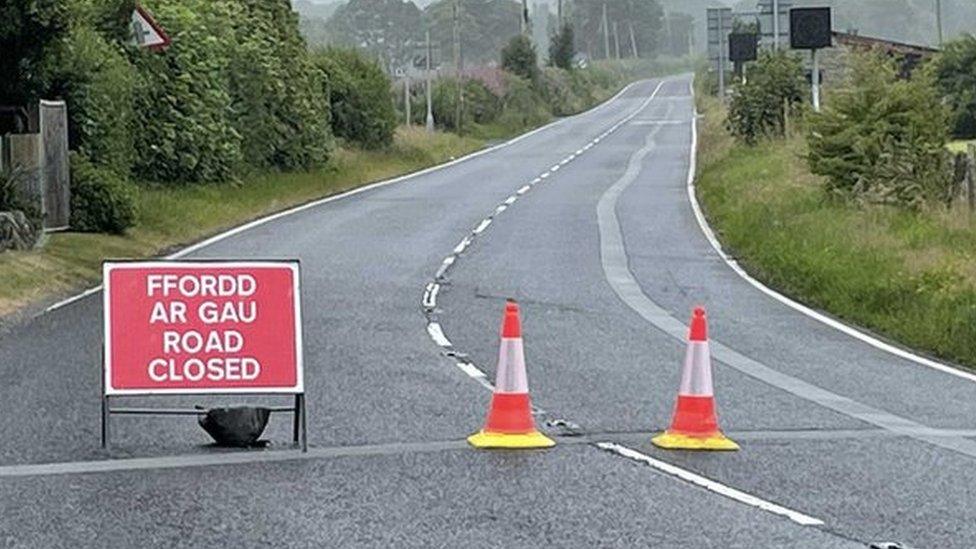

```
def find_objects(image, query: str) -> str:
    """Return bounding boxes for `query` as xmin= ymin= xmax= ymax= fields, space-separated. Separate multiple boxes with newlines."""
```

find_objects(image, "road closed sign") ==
xmin=103 ymin=261 xmax=303 ymax=395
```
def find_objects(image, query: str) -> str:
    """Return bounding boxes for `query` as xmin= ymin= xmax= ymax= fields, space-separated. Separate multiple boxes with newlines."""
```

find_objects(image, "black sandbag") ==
xmin=198 ymin=406 xmax=271 ymax=447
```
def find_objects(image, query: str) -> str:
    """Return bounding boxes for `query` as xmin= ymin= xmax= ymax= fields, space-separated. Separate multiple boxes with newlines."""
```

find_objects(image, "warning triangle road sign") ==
xmin=131 ymin=4 xmax=171 ymax=51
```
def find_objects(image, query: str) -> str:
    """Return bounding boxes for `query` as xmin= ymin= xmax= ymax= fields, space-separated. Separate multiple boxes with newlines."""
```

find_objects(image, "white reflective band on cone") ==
xmin=679 ymin=341 xmax=714 ymax=396
xmin=495 ymin=338 xmax=529 ymax=393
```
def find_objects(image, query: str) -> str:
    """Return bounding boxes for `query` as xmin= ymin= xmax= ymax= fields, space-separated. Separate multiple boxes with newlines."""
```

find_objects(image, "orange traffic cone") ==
xmin=468 ymin=300 xmax=555 ymax=449
xmin=652 ymin=307 xmax=739 ymax=451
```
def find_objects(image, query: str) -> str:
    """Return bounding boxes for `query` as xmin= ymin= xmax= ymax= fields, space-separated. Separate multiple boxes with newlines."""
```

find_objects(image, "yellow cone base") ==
xmin=467 ymin=430 xmax=556 ymax=449
xmin=652 ymin=431 xmax=740 ymax=451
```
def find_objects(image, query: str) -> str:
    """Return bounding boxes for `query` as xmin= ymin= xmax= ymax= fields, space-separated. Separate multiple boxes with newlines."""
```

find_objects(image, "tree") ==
xmin=425 ymin=0 xmax=523 ymax=65
xmin=549 ymin=22 xmax=575 ymax=70
xmin=807 ymin=51 xmax=951 ymax=208
xmin=0 ymin=0 xmax=70 ymax=105
xmin=326 ymin=0 xmax=424 ymax=70
xmin=313 ymin=48 xmax=397 ymax=149
xmin=726 ymin=50 xmax=806 ymax=144
xmin=502 ymin=34 xmax=538 ymax=82
xmin=933 ymin=34 xmax=976 ymax=138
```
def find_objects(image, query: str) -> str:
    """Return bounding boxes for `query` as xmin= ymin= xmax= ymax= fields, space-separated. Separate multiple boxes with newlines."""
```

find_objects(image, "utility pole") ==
xmin=811 ymin=49 xmax=821 ymax=112
xmin=629 ymin=23 xmax=638 ymax=58
xmin=613 ymin=21 xmax=621 ymax=59
xmin=936 ymin=0 xmax=944 ymax=47
xmin=425 ymin=30 xmax=434 ymax=133
xmin=772 ymin=0 xmax=780 ymax=50
xmin=664 ymin=9 xmax=672 ymax=55
xmin=453 ymin=0 xmax=463 ymax=134
xmin=602 ymin=2 xmax=610 ymax=60
xmin=557 ymin=0 xmax=562 ymax=25
xmin=404 ymin=74 xmax=411 ymax=126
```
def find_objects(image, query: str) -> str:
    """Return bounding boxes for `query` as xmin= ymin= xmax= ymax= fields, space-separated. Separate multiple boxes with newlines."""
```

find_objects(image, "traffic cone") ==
xmin=652 ymin=307 xmax=739 ymax=451
xmin=468 ymin=300 xmax=555 ymax=449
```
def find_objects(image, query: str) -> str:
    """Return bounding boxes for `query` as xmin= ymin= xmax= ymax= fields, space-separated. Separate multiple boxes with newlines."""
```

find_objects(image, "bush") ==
xmin=132 ymin=0 xmax=243 ymax=183
xmin=42 ymin=25 xmax=137 ymax=176
xmin=726 ymin=51 xmax=806 ymax=144
xmin=496 ymin=75 xmax=550 ymax=132
xmin=807 ymin=51 xmax=951 ymax=208
xmin=541 ymin=67 xmax=587 ymax=116
xmin=501 ymin=35 xmax=539 ymax=84
xmin=933 ymin=34 xmax=976 ymax=138
xmin=69 ymin=152 xmax=137 ymax=234
xmin=313 ymin=47 xmax=397 ymax=149
xmin=548 ymin=23 xmax=575 ymax=70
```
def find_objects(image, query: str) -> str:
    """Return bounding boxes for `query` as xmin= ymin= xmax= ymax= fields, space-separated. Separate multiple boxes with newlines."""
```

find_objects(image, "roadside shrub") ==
xmin=229 ymin=0 xmax=331 ymax=170
xmin=807 ymin=51 xmax=951 ymax=208
xmin=313 ymin=47 xmax=396 ymax=149
xmin=496 ymin=75 xmax=550 ymax=132
xmin=548 ymin=23 xmax=575 ymax=70
xmin=132 ymin=0 xmax=243 ymax=183
xmin=933 ymin=34 xmax=976 ymax=138
xmin=69 ymin=152 xmax=137 ymax=234
xmin=501 ymin=35 xmax=539 ymax=84
xmin=42 ymin=25 xmax=137 ymax=176
xmin=541 ymin=67 xmax=586 ymax=116
xmin=726 ymin=50 xmax=806 ymax=144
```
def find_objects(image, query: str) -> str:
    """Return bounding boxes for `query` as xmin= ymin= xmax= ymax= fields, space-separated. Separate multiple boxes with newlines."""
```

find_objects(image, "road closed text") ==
xmin=104 ymin=262 xmax=303 ymax=394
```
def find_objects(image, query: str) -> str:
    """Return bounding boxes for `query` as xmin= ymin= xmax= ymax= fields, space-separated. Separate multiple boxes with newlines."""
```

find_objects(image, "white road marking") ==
xmin=595 ymin=442 xmax=825 ymax=527
xmin=456 ymin=361 xmax=488 ymax=379
xmin=504 ymin=196 xmax=517 ymax=205
xmin=453 ymin=238 xmax=471 ymax=254
xmin=494 ymin=205 xmax=508 ymax=214
xmin=422 ymin=283 xmax=439 ymax=309
xmin=426 ymin=322 xmax=452 ymax=347
xmin=473 ymin=219 xmax=492 ymax=234
xmin=539 ymin=172 xmax=550 ymax=179
xmin=682 ymin=81 xmax=976 ymax=386
xmin=517 ymin=185 xmax=531 ymax=195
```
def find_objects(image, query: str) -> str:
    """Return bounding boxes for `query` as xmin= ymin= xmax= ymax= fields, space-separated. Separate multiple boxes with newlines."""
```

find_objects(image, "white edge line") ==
xmin=455 ymin=361 xmax=487 ymax=379
xmin=683 ymin=79 xmax=976 ymax=385
xmin=44 ymin=80 xmax=646 ymax=315
xmin=596 ymin=442 xmax=825 ymax=527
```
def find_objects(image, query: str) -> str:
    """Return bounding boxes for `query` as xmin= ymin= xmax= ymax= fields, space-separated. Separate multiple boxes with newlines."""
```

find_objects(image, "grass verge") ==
xmin=0 ymin=127 xmax=482 ymax=316
xmin=695 ymin=94 xmax=976 ymax=368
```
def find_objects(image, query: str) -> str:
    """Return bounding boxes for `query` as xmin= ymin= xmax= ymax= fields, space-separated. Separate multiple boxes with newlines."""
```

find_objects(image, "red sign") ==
xmin=103 ymin=261 xmax=303 ymax=395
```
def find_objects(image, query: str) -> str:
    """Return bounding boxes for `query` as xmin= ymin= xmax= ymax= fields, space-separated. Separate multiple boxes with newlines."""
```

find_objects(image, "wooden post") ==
xmin=966 ymin=143 xmax=976 ymax=214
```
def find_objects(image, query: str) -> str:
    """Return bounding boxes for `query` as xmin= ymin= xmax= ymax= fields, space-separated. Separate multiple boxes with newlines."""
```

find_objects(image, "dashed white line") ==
xmin=453 ymin=238 xmax=471 ymax=254
xmin=426 ymin=322 xmax=452 ymax=347
xmin=473 ymin=219 xmax=492 ymax=234
xmin=422 ymin=283 xmax=439 ymax=309
xmin=494 ymin=205 xmax=508 ymax=214
xmin=539 ymin=172 xmax=550 ymax=179
xmin=504 ymin=196 xmax=518 ymax=205
xmin=455 ymin=361 xmax=488 ymax=379
xmin=517 ymin=185 xmax=531 ymax=195
xmin=596 ymin=443 xmax=825 ymax=527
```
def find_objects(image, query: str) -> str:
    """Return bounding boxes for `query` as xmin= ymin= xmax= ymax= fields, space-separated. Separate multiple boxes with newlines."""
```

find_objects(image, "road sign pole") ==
xmin=718 ymin=15 xmax=726 ymax=100
xmin=773 ymin=0 xmax=780 ymax=50
xmin=811 ymin=49 xmax=821 ymax=112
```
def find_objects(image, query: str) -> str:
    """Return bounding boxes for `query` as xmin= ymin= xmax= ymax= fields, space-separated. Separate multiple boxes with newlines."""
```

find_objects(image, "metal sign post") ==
xmin=811 ymin=49 xmax=821 ymax=112
xmin=707 ymin=8 xmax=733 ymax=100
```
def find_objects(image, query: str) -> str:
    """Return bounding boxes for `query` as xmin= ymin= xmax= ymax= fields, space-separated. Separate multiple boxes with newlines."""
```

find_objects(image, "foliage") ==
xmin=0 ymin=166 xmax=38 ymax=223
xmin=933 ymin=35 xmax=976 ymax=138
xmin=69 ymin=152 xmax=137 ymax=234
xmin=0 ymin=0 xmax=70 ymax=104
xmin=325 ymin=0 xmax=424 ymax=69
xmin=807 ymin=51 xmax=951 ymax=208
xmin=313 ymin=47 xmax=397 ymax=148
xmin=228 ymin=0 xmax=331 ymax=171
xmin=495 ymin=75 xmax=550 ymax=132
xmin=501 ymin=35 xmax=539 ymax=83
xmin=726 ymin=50 xmax=806 ymax=145
xmin=425 ymin=0 xmax=523 ymax=65
xmin=42 ymin=24 xmax=137 ymax=176
xmin=549 ymin=22 xmax=576 ymax=70
xmin=131 ymin=0 xmax=330 ymax=183
xmin=131 ymin=0 xmax=242 ymax=183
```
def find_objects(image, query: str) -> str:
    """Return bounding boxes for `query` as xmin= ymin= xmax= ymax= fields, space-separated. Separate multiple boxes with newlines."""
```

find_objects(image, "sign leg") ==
xmin=300 ymin=394 xmax=308 ymax=453
xmin=101 ymin=395 xmax=110 ymax=450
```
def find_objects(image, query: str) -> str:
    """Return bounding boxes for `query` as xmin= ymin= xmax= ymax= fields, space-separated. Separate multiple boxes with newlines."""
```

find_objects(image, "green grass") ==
xmin=0 ymin=127 xmax=483 ymax=315
xmin=695 ymin=95 xmax=976 ymax=368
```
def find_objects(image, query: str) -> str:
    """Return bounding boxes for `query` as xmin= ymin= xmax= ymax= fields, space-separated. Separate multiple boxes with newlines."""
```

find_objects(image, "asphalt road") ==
xmin=1 ymin=75 xmax=974 ymax=547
